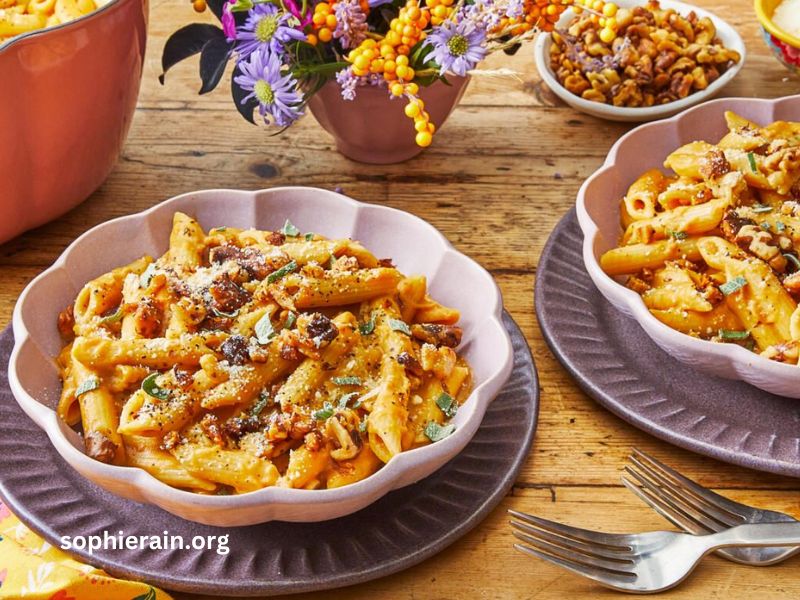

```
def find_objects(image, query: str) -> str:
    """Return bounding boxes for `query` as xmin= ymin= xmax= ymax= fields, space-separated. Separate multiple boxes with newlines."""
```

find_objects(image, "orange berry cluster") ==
xmin=312 ymin=2 xmax=337 ymax=44
xmin=571 ymin=0 xmax=620 ymax=42
xmin=496 ymin=0 xmax=570 ymax=36
xmin=426 ymin=0 xmax=455 ymax=26
xmin=342 ymin=0 xmax=436 ymax=146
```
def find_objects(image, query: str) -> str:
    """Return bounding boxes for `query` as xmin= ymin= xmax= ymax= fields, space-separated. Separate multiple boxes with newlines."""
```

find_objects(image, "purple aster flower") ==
xmin=222 ymin=0 xmax=236 ymax=41
xmin=236 ymin=3 xmax=306 ymax=60
xmin=333 ymin=0 xmax=367 ymax=49
xmin=425 ymin=20 xmax=487 ymax=77
xmin=234 ymin=48 xmax=303 ymax=126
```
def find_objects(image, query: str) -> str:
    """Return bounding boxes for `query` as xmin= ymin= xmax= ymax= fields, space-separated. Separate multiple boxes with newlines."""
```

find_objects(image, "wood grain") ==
xmin=3 ymin=0 xmax=800 ymax=597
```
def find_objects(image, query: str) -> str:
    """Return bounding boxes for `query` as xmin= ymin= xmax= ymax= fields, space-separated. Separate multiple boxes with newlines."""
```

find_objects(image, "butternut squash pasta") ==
xmin=601 ymin=111 xmax=800 ymax=364
xmin=56 ymin=213 xmax=472 ymax=493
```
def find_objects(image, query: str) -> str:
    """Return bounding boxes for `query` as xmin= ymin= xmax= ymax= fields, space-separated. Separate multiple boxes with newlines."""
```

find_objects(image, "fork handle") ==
xmin=704 ymin=522 xmax=800 ymax=551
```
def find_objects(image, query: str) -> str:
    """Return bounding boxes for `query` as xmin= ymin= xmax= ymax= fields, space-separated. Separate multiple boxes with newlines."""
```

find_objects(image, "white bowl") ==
xmin=8 ymin=187 xmax=513 ymax=525
xmin=533 ymin=0 xmax=746 ymax=123
xmin=577 ymin=94 xmax=800 ymax=398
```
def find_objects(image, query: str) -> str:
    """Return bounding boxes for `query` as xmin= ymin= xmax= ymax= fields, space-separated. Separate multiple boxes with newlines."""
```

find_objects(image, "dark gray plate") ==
xmin=0 ymin=311 xmax=538 ymax=597
xmin=536 ymin=208 xmax=800 ymax=477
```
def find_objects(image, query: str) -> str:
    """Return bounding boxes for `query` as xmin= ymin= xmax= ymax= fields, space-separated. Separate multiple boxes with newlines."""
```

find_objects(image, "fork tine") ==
xmin=621 ymin=473 xmax=713 ymax=536
xmin=510 ymin=520 xmax=634 ymax=565
xmin=632 ymin=448 xmax=749 ymax=521
xmin=629 ymin=452 xmax=743 ymax=528
xmin=623 ymin=465 xmax=727 ymax=532
xmin=513 ymin=542 xmax=636 ymax=591
xmin=507 ymin=510 xmax=633 ymax=551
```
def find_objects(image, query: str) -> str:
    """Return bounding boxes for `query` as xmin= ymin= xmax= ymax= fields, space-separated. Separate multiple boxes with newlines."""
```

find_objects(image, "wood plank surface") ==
xmin=3 ymin=0 xmax=800 ymax=597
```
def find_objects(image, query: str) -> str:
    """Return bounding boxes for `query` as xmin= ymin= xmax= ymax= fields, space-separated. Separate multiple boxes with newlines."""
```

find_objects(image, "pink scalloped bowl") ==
xmin=577 ymin=95 xmax=800 ymax=398
xmin=8 ymin=187 xmax=513 ymax=525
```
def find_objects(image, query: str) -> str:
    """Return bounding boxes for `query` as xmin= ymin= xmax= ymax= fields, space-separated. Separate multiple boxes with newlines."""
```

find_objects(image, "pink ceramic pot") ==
xmin=0 ymin=0 xmax=148 ymax=244
xmin=307 ymin=76 xmax=470 ymax=164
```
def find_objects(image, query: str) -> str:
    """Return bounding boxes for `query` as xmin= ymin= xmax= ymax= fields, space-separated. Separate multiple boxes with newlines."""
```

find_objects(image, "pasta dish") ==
xmin=601 ymin=112 xmax=800 ymax=363
xmin=56 ymin=213 xmax=472 ymax=493
xmin=1 ymin=0 xmax=107 ymax=42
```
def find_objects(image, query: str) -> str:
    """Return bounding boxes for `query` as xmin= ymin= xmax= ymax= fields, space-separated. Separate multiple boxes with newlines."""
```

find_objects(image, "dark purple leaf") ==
xmin=159 ymin=24 xmax=225 ymax=84
xmin=199 ymin=37 xmax=232 ymax=94
xmin=206 ymin=0 xmax=226 ymax=20
xmin=231 ymin=64 xmax=259 ymax=124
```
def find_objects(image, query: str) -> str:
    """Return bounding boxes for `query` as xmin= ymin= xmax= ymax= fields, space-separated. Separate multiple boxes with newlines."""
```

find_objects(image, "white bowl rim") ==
xmin=576 ymin=94 xmax=800 ymax=384
xmin=532 ymin=0 xmax=747 ymax=120
xmin=8 ymin=186 xmax=514 ymax=513
xmin=0 ymin=0 xmax=128 ymax=54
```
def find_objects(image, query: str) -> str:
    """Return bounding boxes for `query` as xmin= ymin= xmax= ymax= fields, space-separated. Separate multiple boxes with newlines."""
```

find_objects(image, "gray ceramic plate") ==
xmin=0 ymin=311 xmax=538 ymax=597
xmin=536 ymin=208 xmax=800 ymax=477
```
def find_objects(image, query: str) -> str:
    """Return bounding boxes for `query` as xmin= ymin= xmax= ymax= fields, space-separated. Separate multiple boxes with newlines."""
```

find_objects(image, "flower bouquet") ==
xmin=162 ymin=0 xmax=582 ymax=162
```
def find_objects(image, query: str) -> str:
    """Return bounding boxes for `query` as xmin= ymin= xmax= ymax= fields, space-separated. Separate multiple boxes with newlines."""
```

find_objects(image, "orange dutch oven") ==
xmin=0 ymin=0 xmax=148 ymax=243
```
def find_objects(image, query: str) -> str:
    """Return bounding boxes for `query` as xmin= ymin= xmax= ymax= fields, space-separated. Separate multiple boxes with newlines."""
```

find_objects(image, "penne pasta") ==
xmin=602 ymin=113 xmax=800 ymax=363
xmin=56 ymin=213 xmax=471 ymax=494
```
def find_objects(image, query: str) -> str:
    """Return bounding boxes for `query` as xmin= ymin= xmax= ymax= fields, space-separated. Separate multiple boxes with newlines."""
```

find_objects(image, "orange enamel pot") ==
xmin=0 ymin=0 xmax=148 ymax=243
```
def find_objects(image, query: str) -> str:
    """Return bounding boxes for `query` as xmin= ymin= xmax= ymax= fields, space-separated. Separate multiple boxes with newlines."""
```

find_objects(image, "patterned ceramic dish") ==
xmin=532 ymin=0 xmax=745 ymax=123
xmin=8 ymin=187 xmax=513 ymax=526
xmin=577 ymin=95 xmax=800 ymax=398
xmin=755 ymin=0 xmax=800 ymax=76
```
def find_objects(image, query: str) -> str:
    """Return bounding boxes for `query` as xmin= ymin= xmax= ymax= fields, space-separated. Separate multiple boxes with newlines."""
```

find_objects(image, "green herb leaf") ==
xmin=388 ymin=318 xmax=411 ymax=335
xmin=131 ymin=587 xmax=159 ymax=600
xmin=99 ymin=307 xmax=124 ymax=325
xmin=305 ymin=232 xmax=314 ymax=241
xmin=254 ymin=313 xmax=277 ymax=345
xmin=761 ymin=222 xmax=771 ymax=231
xmin=139 ymin=263 xmax=157 ymax=289
xmin=312 ymin=401 xmax=334 ymax=421
xmin=719 ymin=276 xmax=747 ymax=296
xmin=666 ymin=230 xmax=688 ymax=240
xmin=435 ymin=392 xmax=458 ymax=418
xmin=358 ymin=418 xmax=368 ymax=433
xmin=719 ymin=329 xmax=750 ymax=341
xmin=332 ymin=376 xmax=362 ymax=386
xmin=212 ymin=307 xmax=239 ymax=319
xmin=747 ymin=152 xmax=758 ymax=173
xmin=266 ymin=260 xmax=297 ymax=284
xmin=229 ymin=0 xmax=253 ymax=12
xmin=752 ymin=204 xmax=772 ymax=213
xmin=337 ymin=391 xmax=360 ymax=410
xmin=776 ymin=221 xmax=787 ymax=233
xmin=281 ymin=219 xmax=300 ymax=237
xmin=141 ymin=372 xmax=171 ymax=400
xmin=785 ymin=253 xmax=800 ymax=270
xmin=424 ymin=421 xmax=456 ymax=442
xmin=75 ymin=377 xmax=99 ymax=398
xmin=211 ymin=226 xmax=227 ymax=233
xmin=359 ymin=317 xmax=376 ymax=336
xmin=251 ymin=390 xmax=271 ymax=416
xmin=285 ymin=311 xmax=297 ymax=329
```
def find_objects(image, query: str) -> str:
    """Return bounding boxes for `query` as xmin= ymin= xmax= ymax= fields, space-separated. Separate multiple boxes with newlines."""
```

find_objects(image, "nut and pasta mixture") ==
xmin=549 ymin=0 xmax=741 ymax=107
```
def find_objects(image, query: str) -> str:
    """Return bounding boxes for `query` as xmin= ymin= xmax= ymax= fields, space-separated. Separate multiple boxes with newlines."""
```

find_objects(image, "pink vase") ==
xmin=307 ymin=75 xmax=470 ymax=164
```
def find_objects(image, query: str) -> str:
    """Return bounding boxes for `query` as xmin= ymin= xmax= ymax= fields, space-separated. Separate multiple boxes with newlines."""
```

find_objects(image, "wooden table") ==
xmin=3 ymin=0 xmax=800 ymax=597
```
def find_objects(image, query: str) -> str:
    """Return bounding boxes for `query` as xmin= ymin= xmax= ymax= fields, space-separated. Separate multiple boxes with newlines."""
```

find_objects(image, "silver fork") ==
xmin=622 ymin=447 xmax=800 ymax=566
xmin=509 ymin=510 xmax=800 ymax=593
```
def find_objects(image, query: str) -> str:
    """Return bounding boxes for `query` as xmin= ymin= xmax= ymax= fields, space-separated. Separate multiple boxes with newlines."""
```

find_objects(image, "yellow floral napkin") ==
xmin=0 ymin=501 xmax=172 ymax=600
